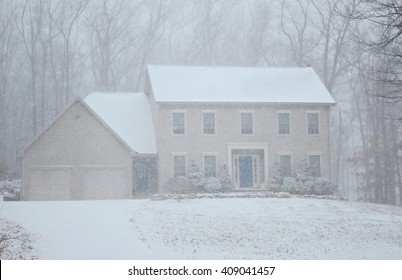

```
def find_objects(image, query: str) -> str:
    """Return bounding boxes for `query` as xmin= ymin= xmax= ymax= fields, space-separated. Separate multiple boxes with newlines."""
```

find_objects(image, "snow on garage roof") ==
xmin=84 ymin=92 xmax=157 ymax=154
xmin=147 ymin=65 xmax=336 ymax=104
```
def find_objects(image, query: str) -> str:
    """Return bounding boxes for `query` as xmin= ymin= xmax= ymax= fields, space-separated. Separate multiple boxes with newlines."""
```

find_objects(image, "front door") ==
xmin=239 ymin=156 xmax=253 ymax=188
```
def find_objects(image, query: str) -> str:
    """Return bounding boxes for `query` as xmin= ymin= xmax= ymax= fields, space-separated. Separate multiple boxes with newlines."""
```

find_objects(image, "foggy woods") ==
xmin=0 ymin=0 xmax=401 ymax=205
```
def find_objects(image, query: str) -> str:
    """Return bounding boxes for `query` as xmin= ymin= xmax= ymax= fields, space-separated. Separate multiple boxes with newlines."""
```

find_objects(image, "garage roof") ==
xmin=147 ymin=65 xmax=336 ymax=104
xmin=17 ymin=92 xmax=157 ymax=158
xmin=84 ymin=92 xmax=157 ymax=154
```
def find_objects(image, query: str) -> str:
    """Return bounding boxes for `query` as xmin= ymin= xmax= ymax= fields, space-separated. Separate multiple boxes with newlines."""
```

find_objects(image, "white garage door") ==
xmin=28 ymin=167 xmax=73 ymax=201
xmin=82 ymin=166 xmax=128 ymax=200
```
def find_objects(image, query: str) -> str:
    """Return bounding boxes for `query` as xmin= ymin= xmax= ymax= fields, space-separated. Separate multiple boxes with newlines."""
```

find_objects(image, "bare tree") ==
xmin=129 ymin=0 xmax=172 ymax=91
xmin=243 ymin=1 xmax=275 ymax=66
xmin=186 ymin=0 xmax=235 ymax=65
xmin=48 ymin=0 xmax=88 ymax=105
xmin=352 ymin=0 xmax=402 ymax=100
xmin=0 ymin=0 xmax=19 ymax=174
xmin=279 ymin=0 xmax=318 ymax=66
xmin=85 ymin=0 xmax=134 ymax=91
xmin=312 ymin=0 xmax=357 ymax=92
xmin=86 ymin=0 xmax=171 ymax=92
xmin=342 ymin=0 xmax=402 ymax=205
xmin=15 ymin=0 xmax=47 ymax=137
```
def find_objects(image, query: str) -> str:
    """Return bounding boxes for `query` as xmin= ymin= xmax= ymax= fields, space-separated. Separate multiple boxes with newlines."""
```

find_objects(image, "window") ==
xmin=172 ymin=112 xmax=185 ymax=134
xmin=279 ymin=155 xmax=292 ymax=177
xmin=173 ymin=155 xmax=186 ymax=177
xmin=308 ymin=155 xmax=321 ymax=177
xmin=278 ymin=112 xmax=290 ymax=135
xmin=203 ymin=112 xmax=215 ymax=135
xmin=307 ymin=112 xmax=319 ymax=135
xmin=241 ymin=112 xmax=253 ymax=134
xmin=204 ymin=155 xmax=217 ymax=177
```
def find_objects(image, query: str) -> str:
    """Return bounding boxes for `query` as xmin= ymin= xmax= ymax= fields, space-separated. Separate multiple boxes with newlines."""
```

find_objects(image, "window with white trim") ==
xmin=308 ymin=155 xmax=321 ymax=177
xmin=307 ymin=112 xmax=320 ymax=135
xmin=173 ymin=155 xmax=186 ymax=177
xmin=241 ymin=112 xmax=253 ymax=134
xmin=279 ymin=155 xmax=292 ymax=177
xmin=204 ymin=155 xmax=217 ymax=177
xmin=172 ymin=112 xmax=185 ymax=134
xmin=203 ymin=112 xmax=215 ymax=135
xmin=278 ymin=112 xmax=290 ymax=135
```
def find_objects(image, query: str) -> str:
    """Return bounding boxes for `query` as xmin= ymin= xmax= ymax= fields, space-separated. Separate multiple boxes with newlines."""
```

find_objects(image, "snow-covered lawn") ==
xmin=1 ymin=197 xmax=402 ymax=260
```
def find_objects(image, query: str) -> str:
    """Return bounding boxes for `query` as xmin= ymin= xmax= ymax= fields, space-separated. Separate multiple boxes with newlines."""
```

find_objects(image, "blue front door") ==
xmin=239 ymin=156 xmax=253 ymax=188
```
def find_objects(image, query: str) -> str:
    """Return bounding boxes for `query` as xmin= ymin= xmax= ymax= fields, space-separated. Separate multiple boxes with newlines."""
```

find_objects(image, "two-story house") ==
xmin=146 ymin=65 xmax=336 ymax=190
xmin=18 ymin=65 xmax=335 ymax=200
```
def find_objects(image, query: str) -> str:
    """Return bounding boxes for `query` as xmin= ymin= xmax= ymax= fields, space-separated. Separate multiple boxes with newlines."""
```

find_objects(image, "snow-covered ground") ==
xmin=1 ymin=197 xmax=402 ymax=260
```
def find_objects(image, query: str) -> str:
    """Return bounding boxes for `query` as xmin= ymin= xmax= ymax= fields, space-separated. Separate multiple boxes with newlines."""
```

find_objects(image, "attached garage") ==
xmin=28 ymin=166 xmax=73 ymax=200
xmin=81 ymin=166 xmax=128 ymax=200
xmin=18 ymin=92 xmax=157 ymax=201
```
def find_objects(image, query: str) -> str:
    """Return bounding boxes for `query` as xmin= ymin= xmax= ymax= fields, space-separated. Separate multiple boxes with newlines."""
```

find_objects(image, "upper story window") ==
xmin=241 ymin=112 xmax=253 ymax=135
xmin=307 ymin=112 xmax=320 ymax=135
xmin=203 ymin=112 xmax=215 ymax=135
xmin=204 ymin=155 xmax=217 ymax=177
xmin=173 ymin=155 xmax=186 ymax=177
xmin=278 ymin=112 xmax=290 ymax=135
xmin=279 ymin=154 xmax=292 ymax=177
xmin=308 ymin=155 xmax=321 ymax=177
xmin=172 ymin=111 xmax=185 ymax=135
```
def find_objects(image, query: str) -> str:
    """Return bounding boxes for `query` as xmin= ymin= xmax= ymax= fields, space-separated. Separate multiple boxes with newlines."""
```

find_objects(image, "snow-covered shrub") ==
xmin=281 ymin=160 xmax=314 ymax=195
xmin=283 ymin=177 xmax=298 ymax=194
xmin=188 ymin=161 xmax=204 ymax=190
xmin=162 ymin=177 xmax=198 ymax=195
xmin=283 ymin=177 xmax=313 ymax=195
xmin=218 ymin=165 xmax=233 ymax=192
xmin=0 ymin=179 xmax=21 ymax=200
xmin=0 ymin=218 xmax=36 ymax=259
xmin=303 ymin=180 xmax=315 ymax=195
xmin=203 ymin=177 xmax=222 ymax=193
xmin=294 ymin=160 xmax=312 ymax=184
xmin=283 ymin=176 xmax=337 ymax=196
xmin=270 ymin=162 xmax=284 ymax=186
xmin=312 ymin=177 xmax=337 ymax=195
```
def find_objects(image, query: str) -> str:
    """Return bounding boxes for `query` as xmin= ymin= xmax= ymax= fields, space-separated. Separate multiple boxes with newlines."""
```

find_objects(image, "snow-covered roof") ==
xmin=84 ymin=92 xmax=157 ymax=154
xmin=147 ymin=65 xmax=336 ymax=104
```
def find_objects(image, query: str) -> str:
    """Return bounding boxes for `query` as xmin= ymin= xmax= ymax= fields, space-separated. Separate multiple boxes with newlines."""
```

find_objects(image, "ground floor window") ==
xmin=204 ymin=155 xmax=217 ymax=177
xmin=279 ymin=154 xmax=292 ymax=177
xmin=173 ymin=155 xmax=186 ymax=177
xmin=308 ymin=155 xmax=321 ymax=177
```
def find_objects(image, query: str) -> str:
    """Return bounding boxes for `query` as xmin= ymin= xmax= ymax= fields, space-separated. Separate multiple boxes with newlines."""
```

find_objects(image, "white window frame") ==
xmin=278 ymin=152 xmax=292 ymax=178
xmin=277 ymin=110 xmax=291 ymax=135
xmin=240 ymin=111 xmax=254 ymax=135
xmin=202 ymin=110 xmax=216 ymax=135
xmin=172 ymin=153 xmax=187 ymax=178
xmin=203 ymin=153 xmax=217 ymax=178
xmin=307 ymin=153 xmax=322 ymax=178
xmin=172 ymin=110 xmax=186 ymax=135
xmin=306 ymin=110 xmax=320 ymax=135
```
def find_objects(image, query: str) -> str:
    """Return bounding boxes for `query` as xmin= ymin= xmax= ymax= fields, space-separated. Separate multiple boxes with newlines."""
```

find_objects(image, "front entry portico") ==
xmin=227 ymin=143 xmax=269 ymax=190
